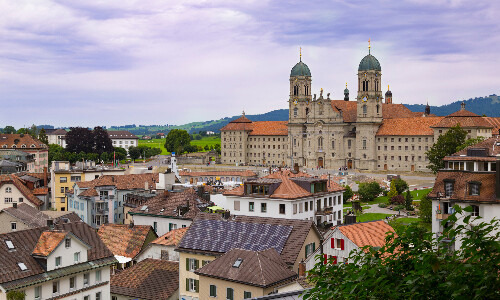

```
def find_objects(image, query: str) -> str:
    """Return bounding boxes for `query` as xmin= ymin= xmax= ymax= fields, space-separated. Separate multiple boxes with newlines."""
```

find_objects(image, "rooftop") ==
xmin=97 ymin=224 xmax=157 ymax=259
xmin=1 ymin=203 xmax=81 ymax=228
xmin=151 ymin=227 xmax=188 ymax=247
xmin=335 ymin=220 xmax=395 ymax=249
xmin=0 ymin=174 xmax=44 ymax=207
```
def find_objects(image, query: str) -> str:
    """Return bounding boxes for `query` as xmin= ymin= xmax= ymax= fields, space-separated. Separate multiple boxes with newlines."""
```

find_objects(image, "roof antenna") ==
xmin=368 ymin=38 xmax=371 ymax=54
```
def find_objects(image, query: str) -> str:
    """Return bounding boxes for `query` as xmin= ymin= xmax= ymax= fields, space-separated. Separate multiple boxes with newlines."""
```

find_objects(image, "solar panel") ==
xmin=179 ymin=219 xmax=293 ymax=254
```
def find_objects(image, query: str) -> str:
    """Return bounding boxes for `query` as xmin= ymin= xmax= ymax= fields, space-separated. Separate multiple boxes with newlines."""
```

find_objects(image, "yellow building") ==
xmin=176 ymin=213 xmax=321 ymax=300
xmin=50 ymin=161 xmax=125 ymax=211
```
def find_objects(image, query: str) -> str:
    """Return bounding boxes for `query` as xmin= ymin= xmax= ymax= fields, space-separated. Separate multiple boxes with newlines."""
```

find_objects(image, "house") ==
xmin=51 ymin=160 xmax=125 ymax=212
xmin=67 ymin=173 xmax=159 ymax=227
xmin=0 ymin=174 xmax=44 ymax=210
xmin=194 ymin=248 xmax=297 ymax=300
xmin=428 ymin=136 xmax=500 ymax=250
xmin=250 ymin=290 xmax=305 ymax=300
xmin=0 ymin=221 xmax=115 ymax=300
xmin=136 ymin=227 xmax=188 ymax=262
xmin=179 ymin=170 xmax=257 ymax=185
xmin=223 ymin=169 xmax=345 ymax=227
xmin=111 ymin=258 xmax=179 ymax=300
xmin=176 ymin=213 xmax=321 ymax=300
xmin=304 ymin=220 xmax=395 ymax=270
xmin=0 ymin=149 xmax=35 ymax=173
xmin=123 ymin=191 xmax=157 ymax=225
xmin=97 ymin=223 xmax=157 ymax=270
xmin=129 ymin=189 xmax=211 ymax=236
xmin=46 ymin=128 xmax=68 ymax=148
xmin=107 ymin=130 xmax=139 ymax=153
xmin=0 ymin=134 xmax=48 ymax=172
xmin=0 ymin=203 xmax=81 ymax=233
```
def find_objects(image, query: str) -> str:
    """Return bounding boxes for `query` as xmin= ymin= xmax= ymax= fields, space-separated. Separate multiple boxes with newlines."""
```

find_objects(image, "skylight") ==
xmin=5 ymin=240 xmax=14 ymax=249
xmin=140 ymin=205 xmax=148 ymax=211
xmin=232 ymin=258 xmax=243 ymax=268
xmin=18 ymin=262 xmax=27 ymax=271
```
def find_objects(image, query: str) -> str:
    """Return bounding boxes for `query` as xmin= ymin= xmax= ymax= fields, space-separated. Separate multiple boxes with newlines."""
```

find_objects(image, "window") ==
xmin=469 ymin=182 xmax=480 ymax=196
xmin=84 ymin=296 xmax=90 ymax=300
xmin=279 ymin=204 xmax=285 ymax=214
xmin=249 ymin=202 xmax=254 ymax=212
xmin=18 ymin=197 xmax=23 ymax=203
xmin=187 ymin=278 xmax=199 ymax=292
xmin=65 ymin=238 xmax=71 ymax=248
xmin=153 ymin=221 xmax=158 ymax=232
xmin=35 ymin=286 xmax=41 ymax=299
xmin=55 ymin=256 xmax=61 ymax=267
xmin=96 ymin=270 xmax=101 ymax=282
xmin=234 ymin=200 xmax=240 ymax=211
xmin=362 ymin=139 xmax=367 ymax=150
xmin=187 ymin=258 xmax=199 ymax=271
xmin=444 ymin=181 xmax=454 ymax=197
xmin=210 ymin=284 xmax=217 ymax=297
xmin=60 ymin=177 xmax=67 ymax=183
xmin=362 ymin=105 xmax=367 ymax=114
xmin=74 ymin=252 xmax=80 ymax=262
xmin=244 ymin=291 xmax=252 ymax=299
xmin=4 ymin=197 xmax=12 ymax=203
xmin=293 ymin=107 xmax=298 ymax=117
xmin=161 ymin=250 xmax=169 ymax=260
xmin=83 ymin=273 xmax=90 ymax=285
xmin=71 ymin=176 xmax=81 ymax=182
xmin=305 ymin=201 xmax=308 ymax=211
xmin=11 ymin=222 xmax=16 ymax=231
xmin=5 ymin=187 xmax=11 ymax=193
xmin=96 ymin=292 xmax=102 ymax=300
xmin=227 ymin=287 xmax=234 ymax=300
xmin=471 ymin=205 xmax=480 ymax=217
xmin=261 ymin=202 xmax=267 ymax=213
xmin=70 ymin=276 xmax=76 ymax=289
xmin=305 ymin=242 xmax=316 ymax=257
xmin=52 ymin=281 xmax=59 ymax=294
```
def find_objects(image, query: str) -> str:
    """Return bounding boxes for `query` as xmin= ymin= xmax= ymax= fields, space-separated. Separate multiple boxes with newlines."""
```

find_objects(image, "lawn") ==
xmin=357 ymin=213 xmax=393 ymax=222
xmin=190 ymin=136 xmax=221 ymax=149
xmin=137 ymin=136 xmax=221 ymax=155
xmin=389 ymin=217 xmax=432 ymax=232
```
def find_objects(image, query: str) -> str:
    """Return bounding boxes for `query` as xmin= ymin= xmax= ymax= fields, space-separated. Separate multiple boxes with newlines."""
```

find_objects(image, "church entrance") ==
xmin=318 ymin=157 xmax=324 ymax=168
xmin=384 ymin=164 xmax=388 ymax=170
xmin=411 ymin=165 xmax=415 ymax=171
xmin=347 ymin=160 xmax=353 ymax=169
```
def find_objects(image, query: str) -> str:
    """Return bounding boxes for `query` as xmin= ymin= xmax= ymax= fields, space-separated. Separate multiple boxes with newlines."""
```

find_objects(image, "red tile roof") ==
xmin=107 ymin=130 xmax=139 ymax=139
xmin=97 ymin=224 xmax=157 ymax=259
xmin=249 ymin=121 xmax=288 ymax=136
xmin=0 ymin=174 xmax=44 ymax=207
xmin=151 ymin=227 xmax=188 ymax=246
xmin=338 ymin=220 xmax=395 ymax=249
xmin=2 ymin=203 xmax=81 ymax=228
xmin=31 ymin=231 xmax=69 ymax=257
xmin=432 ymin=109 xmax=492 ymax=128
xmin=483 ymin=117 xmax=500 ymax=135
xmin=111 ymin=259 xmax=179 ymax=300
xmin=0 ymin=134 xmax=47 ymax=149
xmin=329 ymin=101 xmax=417 ymax=123
xmin=376 ymin=117 xmax=443 ymax=136
xmin=76 ymin=173 xmax=159 ymax=191
xmin=179 ymin=170 xmax=257 ymax=177
xmin=446 ymin=136 xmax=500 ymax=158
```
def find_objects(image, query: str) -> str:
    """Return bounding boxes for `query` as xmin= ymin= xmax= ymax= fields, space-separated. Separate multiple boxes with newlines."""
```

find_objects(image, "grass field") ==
xmin=357 ymin=213 xmax=393 ymax=222
xmin=137 ymin=136 xmax=221 ymax=155
xmin=389 ymin=217 xmax=431 ymax=232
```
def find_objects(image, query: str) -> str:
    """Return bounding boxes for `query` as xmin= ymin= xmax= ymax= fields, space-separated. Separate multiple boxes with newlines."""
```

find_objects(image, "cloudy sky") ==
xmin=0 ymin=0 xmax=499 ymax=128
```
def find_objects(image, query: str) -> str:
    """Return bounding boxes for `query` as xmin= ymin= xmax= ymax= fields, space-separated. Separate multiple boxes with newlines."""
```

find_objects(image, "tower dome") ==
xmin=358 ymin=54 xmax=381 ymax=71
xmin=290 ymin=61 xmax=311 ymax=77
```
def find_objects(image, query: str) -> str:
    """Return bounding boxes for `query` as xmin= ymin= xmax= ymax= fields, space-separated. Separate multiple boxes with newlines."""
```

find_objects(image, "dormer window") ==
xmin=65 ymin=238 xmax=71 ymax=248
xmin=469 ymin=182 xmax=480 ymax=196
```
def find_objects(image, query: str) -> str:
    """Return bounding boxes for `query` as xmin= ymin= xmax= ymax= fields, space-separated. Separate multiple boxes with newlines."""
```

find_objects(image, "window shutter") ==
xmin=332 ymin=256 xmax=337 ymax=264
xmin=195 ymin=259 xmax=199 ymax=269
xmin=340 ymin=239 xmax=345 ymax=250
xmin=195 ymin=279 xmax=199 ymax=293
xmin=186 ymin=278 xmax=189 ymax=291
xmin=186 ymin=258 xmax=190 ymax=271
xmin=312 ymin=242 xmax=316 ymax=252
xmin=323 ymin=254 xmax=327 ymax=265
xmin=331 ymin=238 xmax=334 ymax=249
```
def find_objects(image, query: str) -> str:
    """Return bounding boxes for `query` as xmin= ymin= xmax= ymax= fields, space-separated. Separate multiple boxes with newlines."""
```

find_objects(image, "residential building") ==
xmin=223 ymin=170 xmax=344 ymax=227
xmin=107 ymin=130 xmax=139 ymax=153
xmin=250 ymin=290 xmax=305 ymax=300
xmin=123 ymin=191 xmax=157 ymax=225
xmin=221 ymin=47 xmax=500 ymax=172
xmin=0 ymin=203 xmax=81 ymax=233
xmin=111 ymin=258 xmax=179 ymax=300
xmin=67 ymin=173 xmax=159 ymax=227
xmin=51 ymin=160 xmax=125 ymax=211
xmin=0 ymin=134 xmax=48 ymax=172
xmin=428 ymin=136 xmax=500 ymax=250
xmin=97 ymin=223 xmax=157 ymax=271
xmin=176 ymin=213 xmax=321 ymax=300
xmin=0 ymin=149 xmax=35 ymax=173
xmin=0 ymin=174 xmax=44 ymax=210
xmin=136 ymin=227 xmax=188 ymax=262
xmin=129 ymin=189 xmax=210 ymax=236
xmin=305 ymin=220 xmax=395 ymax=270
xmin=0 ymin=221 xmax=115 ymax=300
xmin=194 ymin=248 xmax=297 ymax=300
xmin=46 ymin=128 xmax=68 ymax=148
xmin=179 ymin=170 xmax=257 ymax=184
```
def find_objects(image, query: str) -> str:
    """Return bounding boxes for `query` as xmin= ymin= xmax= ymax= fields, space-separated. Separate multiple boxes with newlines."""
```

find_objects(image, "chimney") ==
xmin=12 ymin=203 xmax=17 ymax=209
xmin=46 ymin=219 xmax=54 ymax=229
xmin=145 ymin=181 xmax=149 ymax=191
xmin=298 ymin=260 xmax=306 ymax=277
xmin=293 ymin=163 xmax=299 ymax=173
xmin=461 ymin=101 xmax=466 ymax=110
xmin=43 ymin=167 xmax=48 ymax=188
xmin=129 ymin=222 xmax=134 ymax=228
xmin=496 ymin=157 xmax=500 ymax=200
xmin=164 ymin=190 xmax=169 ymax=198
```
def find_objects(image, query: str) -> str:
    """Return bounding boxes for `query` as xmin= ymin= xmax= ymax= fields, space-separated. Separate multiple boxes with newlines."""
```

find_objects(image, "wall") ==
xmin=293 ymin=227 xmax=321 ymax=272
xmin=0 ymin=183 xmax=37 ymax=210
xmin=131 ymin=214 xmax=192 ymax=236
xmin=198 ymin=276 xmax=274 ymax=300
xmin=179 ymin=252 xmax=217 ymax=300
xmin=46 ymin=237 xmax=89 ymax=271
xmin=136 ymin=244 xmax=179 ymax=262
xmin=0 ymin=212 xmax=32 ymax=234
xmin=375 ymin=135 xmax=434 ymax=172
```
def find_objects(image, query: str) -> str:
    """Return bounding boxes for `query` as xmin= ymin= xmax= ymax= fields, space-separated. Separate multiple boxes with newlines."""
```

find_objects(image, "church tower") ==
xmin=357 ymin=40 xmax=383 ymax=122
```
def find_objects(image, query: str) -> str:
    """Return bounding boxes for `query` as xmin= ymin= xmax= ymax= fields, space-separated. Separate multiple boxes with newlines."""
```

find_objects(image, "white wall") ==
xmin=0 ymin=183 xmax=37 ymax=210
xmin=46 ymin=236 xmax=89 ymax=271
xmin=136 ymin=244 xmax=179 ymax=262
xmin=132 ymin=215 xmax=191 ymax=236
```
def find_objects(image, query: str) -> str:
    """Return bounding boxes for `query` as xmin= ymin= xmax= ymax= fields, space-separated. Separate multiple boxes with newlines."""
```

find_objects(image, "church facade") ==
xmin=221 ymin=47 xmax=497 ymax=172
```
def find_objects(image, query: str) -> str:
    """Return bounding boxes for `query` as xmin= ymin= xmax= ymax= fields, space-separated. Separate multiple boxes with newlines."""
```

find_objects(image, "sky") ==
xmin=0 ymin=0 xmax=499 ymax=128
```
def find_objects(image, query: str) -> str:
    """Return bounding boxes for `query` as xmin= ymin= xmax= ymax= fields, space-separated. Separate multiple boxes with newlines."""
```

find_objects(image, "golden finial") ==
xmin=368 ymin=38 xmax=371 ymax=54
xmin=346 ymin=82 xmax=348 ymax=88
xmin=388 ymin=84 xmax=389 ymax=91
xmin=300 ymin=47 xmax=302 ymax=61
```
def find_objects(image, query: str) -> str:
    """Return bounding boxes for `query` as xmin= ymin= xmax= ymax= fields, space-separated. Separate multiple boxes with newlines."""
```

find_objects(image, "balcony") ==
xmin=95 ymin=208 xmax=109 ymax=215
xmin=316 ymin=206 xmax=333 ymax=215
xmin=435 ymin=212 xmax=450 ymax=220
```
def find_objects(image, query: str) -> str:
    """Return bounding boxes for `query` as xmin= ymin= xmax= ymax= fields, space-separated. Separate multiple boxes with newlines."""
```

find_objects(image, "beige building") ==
xmin=221 ymin=47 xmax=500 ymax=172
xmin=0 ymin=134 xmax=48 ymax=173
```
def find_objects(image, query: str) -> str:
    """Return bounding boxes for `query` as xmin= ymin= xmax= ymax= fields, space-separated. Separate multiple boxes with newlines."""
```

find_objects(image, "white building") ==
xmin=223 ymin=170 xmax=345 ymax=227
xmin=46 ymin=129 xmax=68 ymax=148
xmin=107 ymin=130 xmax=139 ymax=153
xmin=0 ymin=222 xmax=115 ymax=300
xmin=136 ymin=227 xmax=188 ymax=262
xmin=428 ymin=137 xmax=500 ymax=250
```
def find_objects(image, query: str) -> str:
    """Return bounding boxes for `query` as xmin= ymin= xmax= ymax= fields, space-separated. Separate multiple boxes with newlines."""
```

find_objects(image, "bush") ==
xmin=382 ymin=190 xmax=388 ymax=197
xmin=358 ymin=182 xmax=382 ymax=202
xmin=394 ymin=205 xmax=405 ymax=211
xmin=390 ymin=195 xmax=405 ymax=205
xmin=406 ymin=207 xmax=415 ymax=211
xmin=378 ymin=203 xmax=388 ymax=208
xmin=412 ymin=201 xmax=420 ymax=207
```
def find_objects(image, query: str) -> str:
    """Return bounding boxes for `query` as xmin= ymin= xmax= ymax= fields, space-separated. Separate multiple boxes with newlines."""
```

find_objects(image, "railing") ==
xmin=316 ymin=206 xmax=333 ymax=215
xmin=435 ymin=211 xmax=450 ymax=220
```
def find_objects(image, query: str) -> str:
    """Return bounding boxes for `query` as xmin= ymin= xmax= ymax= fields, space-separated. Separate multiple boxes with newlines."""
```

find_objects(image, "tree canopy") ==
xmin=303 ymin=206 xmax=500 ymax=300
xmin=357 ymin=181 xmax=382 ymax=202
xmin=426 ymin=124 xmax=467 ymax=173
xmin=164 ymin=129 xmax=191 ymax=154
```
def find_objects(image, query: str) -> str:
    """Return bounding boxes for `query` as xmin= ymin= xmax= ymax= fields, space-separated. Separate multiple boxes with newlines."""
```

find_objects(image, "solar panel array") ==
xmin=179 ymin=219 xmax=293 ymax=254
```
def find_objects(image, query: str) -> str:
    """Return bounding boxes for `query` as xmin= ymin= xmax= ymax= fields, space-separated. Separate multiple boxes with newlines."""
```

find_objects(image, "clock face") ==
xmin=306 ymin=100 xmax=309 ymax=105
xmin=293 ymin=99 xmax=298 ymax=105
xmin=376 ymin=97 xmax=380 ymax=102
xmin=362 ymin=96 xmax=367 ymax=102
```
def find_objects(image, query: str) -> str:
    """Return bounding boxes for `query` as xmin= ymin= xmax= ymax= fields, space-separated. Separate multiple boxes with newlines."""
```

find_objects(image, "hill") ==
xmin=406 ymin=94 xmax=499 ymax=117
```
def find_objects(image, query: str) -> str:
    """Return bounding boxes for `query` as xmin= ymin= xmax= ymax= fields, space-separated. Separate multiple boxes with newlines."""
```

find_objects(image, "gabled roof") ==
xmin=97 ymin=224 xmax=157 ymax=259
xmin=376 ymin=117 xmax=443 ymax=136
xmin=32 ymin=231 xmax=89 ymax=257
xmin=483 ymin=117 xmax=500 ymax=135
xmin=179 ymin=170 xmax=257 ymax=177
xmin=111 ymin=259 xmax=179 ymax=300
xmin=195 ymin=248 xmax=296 ymax=288
xmin=107 ymin=130 xmax=139 ymax=139
xmin=180 ymin=213 xmax=319 ymax=266
xmin=0 ymin=134 xmax=47 ymax=149
xmin=336 ymin=220 xmax=395 ymax=249
xmin=76 ymin=173 xmax=159 ymax=191
xmin=0 ymin=222 xmax=114 ymax=285
xmin=2 ymin=203 xmax=81 ymax=228
xmin=431 ymin=109 xmax=492 ymax=128
xmin=329 ymin=101 xmax=417 ymax=123
xmin=151 ymin=227 xmax=188 ymax=247
xmin=0 ymin=174 xmax=44 ymax=207
xmin=46 ymin=129 xmax=67 ymax=136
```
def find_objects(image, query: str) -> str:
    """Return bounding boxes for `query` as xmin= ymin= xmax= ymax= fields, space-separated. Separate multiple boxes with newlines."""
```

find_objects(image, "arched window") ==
xmin=306 ymin=108 xmax=309 ymax=115
xmin=363 ymin=105 xmax=367 ymax=114
xmin=293 ymin=107 xmax=298 ymax=117
xmin=376 ymin=104 xmax=380 ymax=114
xmin=318 ymin=137 xmax=323 ymax=148
xmin=305 ymin=85 xmax=309 ymax=95
xmin=294 ymin=85 xmax=299 ymax=96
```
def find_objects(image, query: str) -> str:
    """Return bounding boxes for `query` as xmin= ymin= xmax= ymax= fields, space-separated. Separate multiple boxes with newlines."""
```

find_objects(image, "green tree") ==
xmin=113 ymin=147 xmax=127 ymax=160
xmin=357 ymin=181 xmax=382 ymax=202
xmin=3 ymin=126 xmax=16 ymax=134
xmin=456 ymin=136 xmax=486 ymax=152
xmin=204 ymin=145 xmax=210 ymax=151
xmin=164 ymin=129 xmax=191 ymax=154
xmin=426 ymin=124 xmax=467 ymax=173
xmin=6 ymin=290 xmax=25 ymax=300
xmin=404 ymin=188 xmax=413 ymax=210
xmin=343 ymin=185 xmax=354 ymax=203
xmin=393 ymin=178 xmax=409 ymax=195
xmin=303 ymin=207 xmax=500 ymax=300
xmin=418 ymin=192 xmax=432 ymax=223
xmin=387 ymin=180 xmax=398 ymax=199
xmin=128 ymin=146 xmax=141 ymax=160
xmin=93 ymin=126 xmax=113 ymax=154
xmin=16 ymin=128 xmax=28 ymax=134
xmin=38 ymin=128 xmax=49 ymax=145
xmin=48 ymin=144 xmax=68 ymax=164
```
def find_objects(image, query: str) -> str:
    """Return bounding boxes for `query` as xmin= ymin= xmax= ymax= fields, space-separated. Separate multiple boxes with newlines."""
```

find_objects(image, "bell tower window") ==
xmin=306 ymin=108 xmax=309 ymax=115
xmin=293 ymin=85 xmax=299 ymax=96
xmin=293 ymin=108 xmax=298 ymax=117
xmin=376 ymin=104 xmax=380 ymax=114
xmin=362 ymin=105 xmax=367 ymax=114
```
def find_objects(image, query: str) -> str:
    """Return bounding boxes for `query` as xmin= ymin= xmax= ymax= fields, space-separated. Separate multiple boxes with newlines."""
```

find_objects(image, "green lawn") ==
xmin=190 ymin=136 xmax=221 ymax=149
xmin=357 ymin=213 xmax=393 ymax=222
xmin=137 ymin=136 xmax=221 ymax=155
xmin=404 ymin=188 xmax=432 ymax=200
xmin=389 ymin=217 xmax=432 ymax=232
